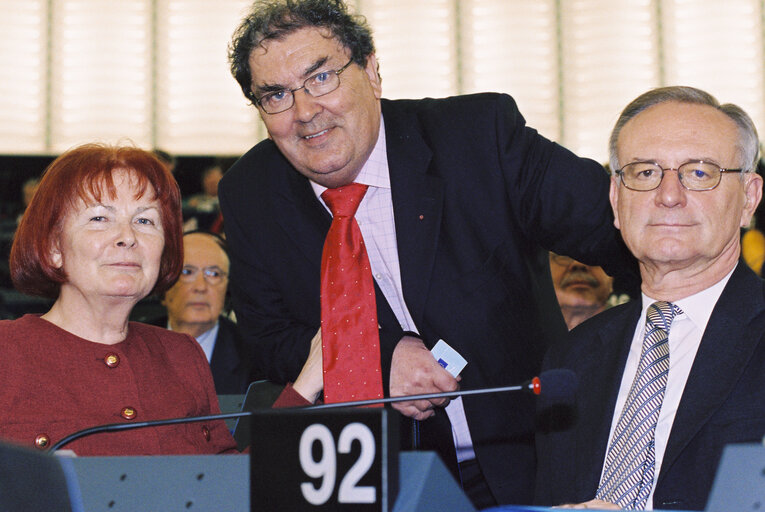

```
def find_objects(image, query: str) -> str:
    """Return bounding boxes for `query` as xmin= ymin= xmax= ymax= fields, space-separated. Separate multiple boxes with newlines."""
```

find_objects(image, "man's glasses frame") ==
xmin=252 ymin=58 xmax=355 ymax=114
xmin=613 ymin=160 xmax=745 ymax=191
xmin=178 ymin=265 xmax=228 ymax=286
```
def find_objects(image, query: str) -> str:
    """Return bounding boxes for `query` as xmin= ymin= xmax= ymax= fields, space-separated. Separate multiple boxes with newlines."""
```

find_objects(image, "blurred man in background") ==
xmin=549 ymin=253 xmax=614 ymax=329
xmin=158 ymin=231 xmax=251 ymax=394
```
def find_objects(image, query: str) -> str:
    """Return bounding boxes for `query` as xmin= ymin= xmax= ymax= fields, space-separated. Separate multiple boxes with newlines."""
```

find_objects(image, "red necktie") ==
xmin=320 ymin=183 xmax=383 ymax=404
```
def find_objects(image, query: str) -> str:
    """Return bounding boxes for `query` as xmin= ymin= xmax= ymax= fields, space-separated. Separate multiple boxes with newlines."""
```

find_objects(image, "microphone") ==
xmin=533 ymin=368 xmax=577 ymax=402
xmin=306 ymin=368 xmax=577 ymax=410
xmin=49 ymin=412 xmax=252 ymax=452
xmin=49 ymin=370 xmax=576 ymax=451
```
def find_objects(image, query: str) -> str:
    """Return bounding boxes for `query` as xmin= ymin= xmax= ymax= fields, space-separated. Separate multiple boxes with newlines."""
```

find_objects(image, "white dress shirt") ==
xmin=600 ymin=266 xmax=735 ymax=509
xmin=311 ymin=117 xmax=476 ymax=462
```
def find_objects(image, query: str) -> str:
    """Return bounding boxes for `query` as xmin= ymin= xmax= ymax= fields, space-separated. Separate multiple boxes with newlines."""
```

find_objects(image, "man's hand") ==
xmin=554 ymin=499 xmax=620 ymax=509
xmin=292 ymin=329 xmax=324 ymax=403
xmin=389 ymin=336 xmax=459 ymax=420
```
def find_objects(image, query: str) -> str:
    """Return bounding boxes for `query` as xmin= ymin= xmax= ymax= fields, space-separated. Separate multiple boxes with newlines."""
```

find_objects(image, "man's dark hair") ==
xmin=228 ymin=0 xmax=375 ymax=104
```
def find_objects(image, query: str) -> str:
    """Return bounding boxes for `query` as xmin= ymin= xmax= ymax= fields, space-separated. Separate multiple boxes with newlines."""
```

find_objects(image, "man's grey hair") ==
xmin=609 ymin=86 xmax=760 ymax=174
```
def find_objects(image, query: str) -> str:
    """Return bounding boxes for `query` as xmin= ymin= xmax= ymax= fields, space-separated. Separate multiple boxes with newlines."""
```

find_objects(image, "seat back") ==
xmin=0 ymin=441 xmax=78 ymax=512
xmin=233 ymin=380 xmax=285 ymax=451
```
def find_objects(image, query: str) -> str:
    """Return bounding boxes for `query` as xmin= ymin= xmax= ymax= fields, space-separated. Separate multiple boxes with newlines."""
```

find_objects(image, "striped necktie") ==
xmin=596 ymin=301 xmax=682 ymax=509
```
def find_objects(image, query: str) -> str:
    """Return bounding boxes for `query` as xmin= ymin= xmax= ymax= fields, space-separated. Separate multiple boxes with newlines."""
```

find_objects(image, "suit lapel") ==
xmin=574 ymin=302 xmax=642 ymax=497
xmin=658 ymin=263 xmax=765 ymax=483
xmin=381 ymin=100 xmax=444 ymax=323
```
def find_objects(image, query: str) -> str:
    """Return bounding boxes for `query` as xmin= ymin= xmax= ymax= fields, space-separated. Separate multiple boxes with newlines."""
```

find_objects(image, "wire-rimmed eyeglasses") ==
xmin=178 ymin=265 xmax=228 ymax=286
xmin=614 ymin=160 xmax=745 ymax=191
xmin=252 ymin=58 xmax=355 ymax=114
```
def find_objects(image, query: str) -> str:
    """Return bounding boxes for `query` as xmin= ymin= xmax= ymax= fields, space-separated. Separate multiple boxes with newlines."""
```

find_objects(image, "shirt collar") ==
xmin=641 ymin=263 xmax=736 ymax=332
xmin=194 ymin=321 xmax=219 ymax=363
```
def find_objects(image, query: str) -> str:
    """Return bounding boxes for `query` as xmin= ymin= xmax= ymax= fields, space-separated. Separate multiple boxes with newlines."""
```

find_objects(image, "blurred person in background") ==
xmin=183 ymin=159 xmax=229 ymax=232
xmin=185 ymin=161 xmax=223 ymax=213
xmin=549 ymin=252 xmax=622 ymax=330
xmin=741 ymin=158 xmax=765 ymax=276
xmin=15 ymin=177 xmax=40 ymax=225
xmin=151 ymin=148 xmax=176 ymax=175
xmin=151 ymin=230 xmax=252 ymax=394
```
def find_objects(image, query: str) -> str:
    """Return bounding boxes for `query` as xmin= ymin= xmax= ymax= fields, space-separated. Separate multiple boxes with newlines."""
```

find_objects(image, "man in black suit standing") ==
xmin=159 ymin=231 xmax=251 ymax=394
xmin=536 ymin=86 xmax=764 ymax=511
xmin=220 ymin=0 xmax=633 ymax=506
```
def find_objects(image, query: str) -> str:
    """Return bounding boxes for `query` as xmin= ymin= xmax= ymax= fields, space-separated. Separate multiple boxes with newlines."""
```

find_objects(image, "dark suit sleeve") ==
xmin=490 ymin=94 xmax=635 ymax=282
xmin=219 ymin=179 xmax=318 ymax=384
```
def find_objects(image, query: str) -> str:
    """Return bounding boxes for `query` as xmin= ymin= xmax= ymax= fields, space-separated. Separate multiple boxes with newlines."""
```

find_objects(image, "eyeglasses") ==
xmin=549 ymin=253 xmax=575 ymax=266
xmin=253 ymin=58 xmax=355 ymax=114
xmin=178 ymin=265 xmax=228 ymax=285
xmin=614 ymin=160 xmax=745 ymax=191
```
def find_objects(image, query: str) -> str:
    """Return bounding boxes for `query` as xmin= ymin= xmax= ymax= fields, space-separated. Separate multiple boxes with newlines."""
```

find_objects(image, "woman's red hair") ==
xmin=11 ymin=143 xmax=183 ymax=298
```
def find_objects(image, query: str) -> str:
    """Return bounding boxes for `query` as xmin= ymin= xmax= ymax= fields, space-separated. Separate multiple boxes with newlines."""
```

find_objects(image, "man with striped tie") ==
xmin=535 ymin=86 xmax=765 ymax=511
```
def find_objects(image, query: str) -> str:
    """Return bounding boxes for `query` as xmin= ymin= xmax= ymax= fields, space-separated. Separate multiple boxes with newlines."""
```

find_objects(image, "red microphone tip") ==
xmin=531 ymin=376 xmax=541 ymax=395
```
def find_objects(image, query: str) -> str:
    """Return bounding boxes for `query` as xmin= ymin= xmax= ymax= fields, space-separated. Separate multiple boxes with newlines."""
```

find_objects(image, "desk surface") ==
xmin=70 ymin=451 xmax=476 ymax=512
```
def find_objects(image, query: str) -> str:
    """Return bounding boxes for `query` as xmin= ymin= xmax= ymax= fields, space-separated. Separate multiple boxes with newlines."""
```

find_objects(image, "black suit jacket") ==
xmin=536 ymin=261 xmax=765 ymax=511
xmin=210 ymin=316 xmax=252 ymax=394
xmin=145 ymin=316 xmax=251 ymax=395
xmin=219 ymin=93 xmax=634 ymax=504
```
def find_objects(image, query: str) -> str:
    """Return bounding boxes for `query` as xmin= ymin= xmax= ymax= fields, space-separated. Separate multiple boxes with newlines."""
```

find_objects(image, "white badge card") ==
xmin=430 ymin=339 xmax=467 ymax=377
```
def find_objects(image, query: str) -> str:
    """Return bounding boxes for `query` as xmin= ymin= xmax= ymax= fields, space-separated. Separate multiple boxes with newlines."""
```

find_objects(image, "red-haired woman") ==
xmin=2 ymin=143 xmax=238 ymax=455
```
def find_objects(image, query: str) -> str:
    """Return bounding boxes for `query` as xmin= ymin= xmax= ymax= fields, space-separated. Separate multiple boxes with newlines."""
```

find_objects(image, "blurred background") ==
xmin=1 ymin=0 xmax=764 ymax=214
xmin=1 ymin=0 xmax=764 ymax=318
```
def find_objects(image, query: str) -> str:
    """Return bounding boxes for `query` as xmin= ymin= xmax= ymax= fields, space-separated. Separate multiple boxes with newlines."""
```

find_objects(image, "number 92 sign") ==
xmin=251 ymin=408 xmax=399 ymax=511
